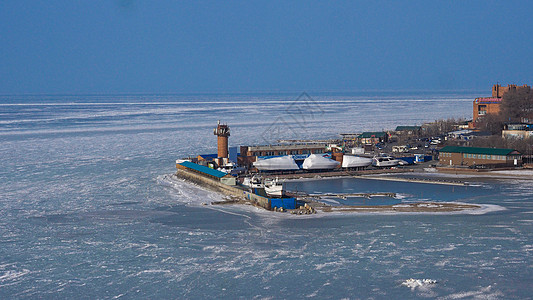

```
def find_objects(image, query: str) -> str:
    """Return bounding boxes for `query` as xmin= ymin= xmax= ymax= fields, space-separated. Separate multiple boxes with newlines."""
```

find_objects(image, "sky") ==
xmin=1 ymin=0 xmax=533 ymax=94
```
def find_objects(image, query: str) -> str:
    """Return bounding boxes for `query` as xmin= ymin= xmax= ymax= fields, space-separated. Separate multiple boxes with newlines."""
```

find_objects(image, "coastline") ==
xmin=173 ymin=169 xmax=492 ymax=215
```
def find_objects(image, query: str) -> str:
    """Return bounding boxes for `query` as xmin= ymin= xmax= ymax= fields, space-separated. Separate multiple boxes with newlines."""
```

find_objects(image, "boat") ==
xmin=253 ymin=156 xmax=300 ymax=171
xmin=302 ymin=154 xmax=340 ymax=170
xmin=342 ymin=155 xmax=372 ymax=168
xmin=217 ymin=161 xmax=246 ymax=175
xmin=372 ymin=156 xmax=401 ymax=168
xmin=242 ymin=175 xmax=284 ymax=197
xmin=264 ymin=177 xmax=284 ymax=197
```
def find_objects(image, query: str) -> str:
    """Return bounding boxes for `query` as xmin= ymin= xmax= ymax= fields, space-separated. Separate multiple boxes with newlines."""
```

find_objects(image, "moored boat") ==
xmin=242 ymin=175 xmax=285 ymax=197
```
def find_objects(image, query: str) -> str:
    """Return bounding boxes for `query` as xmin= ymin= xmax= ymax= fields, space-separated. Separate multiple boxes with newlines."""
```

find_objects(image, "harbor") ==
xmin=5 ymin=1 xmax=533 ymax=297
xmin=176 ymin=122 xmax=479 ymax=215
xmin=174 ymin=121 xmax=491 ymax=214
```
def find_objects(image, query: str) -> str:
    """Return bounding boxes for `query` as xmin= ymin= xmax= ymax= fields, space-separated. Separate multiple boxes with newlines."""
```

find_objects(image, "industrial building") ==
xmin=439 ymin=146 xmax=521 ymax=167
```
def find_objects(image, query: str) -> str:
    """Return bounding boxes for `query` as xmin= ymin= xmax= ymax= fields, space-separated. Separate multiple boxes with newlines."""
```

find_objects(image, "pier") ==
xmin=306 ymin=192 xmax=396 ymax=199
xmin=358 ymin=175 xmax=468 ymax=186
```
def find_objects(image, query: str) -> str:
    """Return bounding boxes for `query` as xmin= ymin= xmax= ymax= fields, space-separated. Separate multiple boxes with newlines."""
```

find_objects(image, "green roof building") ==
xmin=439 ymin=146 xmax=521 ymax=167
xmin=357 ymin=132 xmax=388 ymax=144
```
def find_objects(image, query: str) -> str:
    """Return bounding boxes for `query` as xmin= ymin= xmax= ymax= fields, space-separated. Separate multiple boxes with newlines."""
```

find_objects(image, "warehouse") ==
xmin=176 ymin=161 xmax=236 ymax=185
xmin=439 ymin=146 xmax=522 ymax=168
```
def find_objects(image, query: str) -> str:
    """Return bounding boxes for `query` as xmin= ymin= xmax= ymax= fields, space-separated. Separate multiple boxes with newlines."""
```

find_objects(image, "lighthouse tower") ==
xmin=213 ymin=121 xmax=230 ymax=166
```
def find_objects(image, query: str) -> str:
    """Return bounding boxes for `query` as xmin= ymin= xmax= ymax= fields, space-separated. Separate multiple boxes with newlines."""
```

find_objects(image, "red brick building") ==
xmin=472 ymin=97 xmax=502 ymax=123
xmin=471 ymin=84 xmax=531 ymax=127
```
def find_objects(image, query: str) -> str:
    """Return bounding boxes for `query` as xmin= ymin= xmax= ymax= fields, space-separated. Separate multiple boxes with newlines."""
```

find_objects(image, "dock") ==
xmin=263 ymin=168 xmax=413 ymax=180
xmin=306 ymin=192 xmax=396 ymax=199
xmin=358 ymin=175 xmax=468 ymax=186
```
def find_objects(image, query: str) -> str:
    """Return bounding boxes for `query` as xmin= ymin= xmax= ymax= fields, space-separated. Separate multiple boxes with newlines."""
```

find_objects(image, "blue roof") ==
xmin=198 ymin=153 xmax=218 ymax=159
xmin=179 ymin=161 xmax=228 ymax=178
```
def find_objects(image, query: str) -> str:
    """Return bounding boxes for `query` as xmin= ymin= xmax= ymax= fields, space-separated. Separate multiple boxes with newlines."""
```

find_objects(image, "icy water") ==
xmin=1 ymin=92 xmax=533 ymax=299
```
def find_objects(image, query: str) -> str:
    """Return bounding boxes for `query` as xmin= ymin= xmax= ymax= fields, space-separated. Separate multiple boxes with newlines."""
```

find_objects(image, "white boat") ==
xmin=242 ymin=175 xmax=284 ymax=197
xmin=302 ymin=154 xmax=340 ymax=170
xmin=242 ymin=174 xmax=263 ymax=188
xmin=217 ymin=161 xmax=246 ymax=175
xmin=253 ymin=156 xmax=300 ymax=171
xmin=264 ymin=177 xmax=284 ymax=197
xmin=342 ymin=155 xmax=372 ymax=168
xmin=372 ymin=156 xmax=401 ymax=168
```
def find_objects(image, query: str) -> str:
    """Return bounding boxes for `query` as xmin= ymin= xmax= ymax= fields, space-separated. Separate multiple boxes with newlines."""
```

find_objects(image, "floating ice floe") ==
xmin=401 ymin=278 xmax=437 ymax=290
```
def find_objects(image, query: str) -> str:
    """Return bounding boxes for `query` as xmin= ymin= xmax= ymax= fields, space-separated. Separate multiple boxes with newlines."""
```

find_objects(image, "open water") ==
xmin=1 ymin=92 xmax=533 ymax=299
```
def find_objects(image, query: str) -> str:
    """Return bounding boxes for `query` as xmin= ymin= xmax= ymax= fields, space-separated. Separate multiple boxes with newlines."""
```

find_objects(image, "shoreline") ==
xmin=174 ymin=170 xmax=488 ymax=215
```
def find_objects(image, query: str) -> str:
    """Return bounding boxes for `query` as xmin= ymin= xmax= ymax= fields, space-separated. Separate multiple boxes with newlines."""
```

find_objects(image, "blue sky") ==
xmin=1 ymin=1 xmax=532 ymax=94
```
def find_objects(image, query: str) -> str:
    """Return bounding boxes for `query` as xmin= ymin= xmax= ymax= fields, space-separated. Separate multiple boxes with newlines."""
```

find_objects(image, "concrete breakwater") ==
xmin=175 ymin=169 xmax=271 ymax=210
xmin=175 ymin=169 xmax=244 ymax=199
xmin=175 ymin=169 xmax=481 ymax=214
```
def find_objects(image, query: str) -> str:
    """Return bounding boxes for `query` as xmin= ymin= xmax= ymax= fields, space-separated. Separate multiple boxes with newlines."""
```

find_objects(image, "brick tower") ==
xmin=214 ymin=121 xmax=230 ymax=165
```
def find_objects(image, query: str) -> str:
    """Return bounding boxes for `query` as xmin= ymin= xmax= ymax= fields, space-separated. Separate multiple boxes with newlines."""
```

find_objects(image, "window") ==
xmin=478 ymin=105 xmax=487 ymax=115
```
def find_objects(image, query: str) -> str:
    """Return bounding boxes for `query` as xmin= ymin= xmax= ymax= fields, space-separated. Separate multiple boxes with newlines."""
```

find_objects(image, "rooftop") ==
xmin=475 ymin=97 xmax=502 ymax=104
xmin=178 ymin=161 xmax=228 ymax=178
xmin=197 ymin=154 xmax=218 ymax=159
xmin=247 ymin=144 xmax=326 ymax=151
xmin=440 ymin=146 xmax=520 ymax=156
xmin=358 ymin=132 xmax=388 ymax=138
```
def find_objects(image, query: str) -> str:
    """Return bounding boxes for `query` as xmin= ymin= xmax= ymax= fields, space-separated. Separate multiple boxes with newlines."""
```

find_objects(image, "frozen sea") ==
xmin=1 ymin=92 xmax=533 ymax=299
